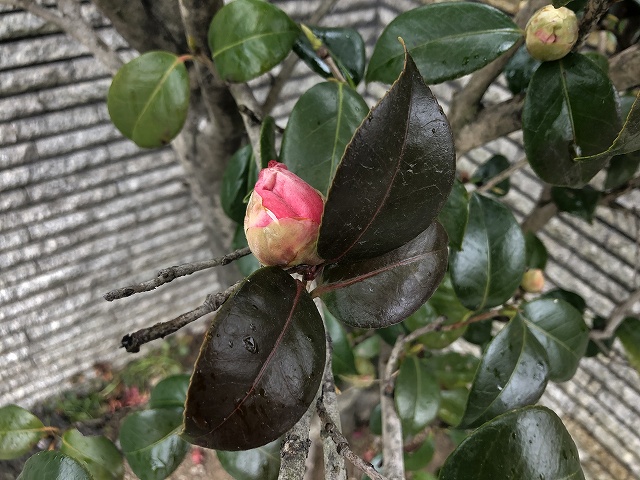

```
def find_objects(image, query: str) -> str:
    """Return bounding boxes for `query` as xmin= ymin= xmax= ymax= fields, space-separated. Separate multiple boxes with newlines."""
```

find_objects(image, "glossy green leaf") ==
xmin=209 ymin=0 xmax=299 ymax=82
xmin=450 ymin=193 xmax=526 ymax=310
xmin=575 ymin=91 xmax=640 ymax=163
xmin=438 ymin=388 xmax=469 ymax=427
xmin=377 ymin=323 xmax=409 ymax=346
xmin=460 ymin=316 xmax=549 ymax=428
xmin=18 ymin=451 xmax=91 ymax=480
xmin=318 ymin=49 xmax=455 ymax=262
xmin=425 ymin=352 xmax=480 ymax=389
xmin=60 ymin=429 xmax=123 ymax=480
xmin=183 ymin=267 xmax=325 ymax=450
xmin=471 ymin=154 xmax=511 ymax=197
xmin=217 ymin=439 xmax=281 ymax=480
xmin=522 ymin=299 xmax=589 ymax=382
xmin=540 ymin=289 xmax=586 ymax=314
xmin=293 ymin=26 xmax=366 ymax=85
xmin=323 ymin=306 xmax=357 ymax=377
xmin=524 ymin=232 xmax=548 ymax=270
xmin=107 ymin=52 xmax=189 ymax=148
xmin=395 ymin=356 xmax=441 ymax=435
xmin=605 ymin=153 xmax=640 ymax=190
xmin=119 ymin=408 xmax=188 ymax=480
xmin=0 ymin=404 xmax=46 ymax=460
xmin=221 ymin=145 xmax=254 ymax=224
xmin=260 ymin=116 xmax=278 ymax=166
xmin=504 ymin=45 xmax=540 ymax=94
xmin=366 ymin=2 xmax=522 ymax=84
xmin=438 ymin=179 xmax=469 ymax=250
xmin=149 ymin=374 xmax=190 ymax=410
xmin=441 ymin=406 xmax=585 ymax=480
xmin=232 ymin=224 xmax=260 ymax=277
xmin=551 ymin=185 xmax=601 ymax=223
xmin=463 ymin=320 xmax=494 ymax=347
xmin=617 ymin=317 xmax=640 ymax=374
xmin=404 ymin=434 xmax=435 ymax=471
xmin=281 ymin=82 xmax=368 ymax=196
xmin=316 ymin=222 xmax=448 ymax=328
xmin=407 ymin=275 xmax=470 ymax=349
xmin=583 ymin=51 xmax=609 ymax=74
xmin=523 ymin=53 xmax=620 ymax=187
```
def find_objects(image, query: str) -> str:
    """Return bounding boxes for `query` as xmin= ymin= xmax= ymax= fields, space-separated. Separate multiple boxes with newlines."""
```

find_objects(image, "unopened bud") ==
xmin=525 ymin=6 xmax=579 ymax=62
xmin=244 ymin=161 xmax=324 ymax=267
xmin=521 ymin=269 xmax=545 ymax=293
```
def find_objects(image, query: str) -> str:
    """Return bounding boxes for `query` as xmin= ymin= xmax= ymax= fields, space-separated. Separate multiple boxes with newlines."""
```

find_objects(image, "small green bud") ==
xmin=525 ymin=5 xmax=579 ymax=62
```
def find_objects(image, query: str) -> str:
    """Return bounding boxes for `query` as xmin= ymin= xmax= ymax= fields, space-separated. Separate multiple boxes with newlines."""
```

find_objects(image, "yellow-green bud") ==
xmin=521 ymin=269 xmax=545 ymax=293
xmin=525 ymin=6 xmax=579 ymax=62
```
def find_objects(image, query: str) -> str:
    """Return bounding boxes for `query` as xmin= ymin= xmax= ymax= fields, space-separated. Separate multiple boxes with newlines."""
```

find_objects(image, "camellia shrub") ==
xmin=1 ymin=1 xmax=639 ymax=479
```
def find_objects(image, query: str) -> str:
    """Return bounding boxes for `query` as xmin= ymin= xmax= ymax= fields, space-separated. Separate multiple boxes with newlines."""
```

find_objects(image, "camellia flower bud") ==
xmin=521 ymin=269 xmax=545 ymax=293
xmin=244 ymin=161 xmax=324 ymax=267
xmin=525 ymin=5 xmax=579 ymax=62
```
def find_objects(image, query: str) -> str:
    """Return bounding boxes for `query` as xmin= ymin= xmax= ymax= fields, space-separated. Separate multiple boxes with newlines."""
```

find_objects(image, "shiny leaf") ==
xmin=504 ymin=45 xmax=540 ymax=94
xmin=450 ymin=193 xmax=526 ymax=310
xmin=438 ymin=387 xmax=469 ymax=426
xmin=366 ymin=2 xmax=522 ymax=84
xmin=149 ymin=374 xmax=190 ymax=409
xmin=463 ymin=320 xmax=494 ymax=347
xmin=521 ymin=299 xmax=589 ymax=382
xmin=426 ymin=352 xmax=479 ymax=389
xmin=217 ymin=439 xmax=281 ymax=480
xmin=617 ymin=317 xmax=640 ymax=374
xmin=471 ymin=154 xmax=511 ymax=197
xmin=0 ymin=405 xmax=46 ymax=460
xmin=209 ymin=0 xmax=298 ymax=82
xmin=107 ymin=52 xmax=189 ymax=148
xmin=551 ymin=186 xmax=601 ymax=223
xmin=221 ymin=145 xmax=254 ymax=224
xmin=281 ymin=82 xmax=368 ymax=196
xmin=293 ymin=26 xmax=366 ymax=85
xmin=524 ymin=232 xmax=547 ymax=270
xmin=119 ymin=408 xmax=188 ymax=480
xmin=395 ymin=356 xmax=441 ymax=435
xmin=523 ymin=53 xmax=620 ymax=187
xmin=438 ymin=179 xmax=469 ymax=250
xmin=60 ymin=429 xmax=123 ymax=480
xmin=183 ymin=267 xmax=325 ymax=450
xmin=441 ymin=406 xmax=585 ymax=480
xmin=323 ymin=306 xmax=357 ymax=377
xmin=575 ymin=91 xmax=640 ymax=163
xmin=540 ymin=289 xmax=586 ymax=314
xmin=460 ymin=316 xmax=549 ymax=428
xmin=315 ymin=222 xmax=448 ymax=328
xmin=260 ymin=116 xmax=278 ymax=166
xmin=318 ymin=49 xmax=455 ymax=262
xmin=605 ymin=153 xmax=640 ymax=190
xmin=18 ymin=451 xmax=91 ymax=480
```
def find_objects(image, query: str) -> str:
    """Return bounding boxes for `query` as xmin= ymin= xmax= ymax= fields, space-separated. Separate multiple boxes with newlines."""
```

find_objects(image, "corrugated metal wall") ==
xmin=0 ymin=1 xmax=638 ymax=478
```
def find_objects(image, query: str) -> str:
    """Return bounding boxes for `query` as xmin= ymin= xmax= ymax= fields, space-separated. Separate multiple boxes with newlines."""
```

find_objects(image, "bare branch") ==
xmin=229 ymin=83 xmax=265 ymax=169
xmin=378 ymin=343 xmax=404 ymax=480
xmin=317 ymin=395 xmax=387 ymax=480
xmin=576 ymin=0 xmax=613 ymax=48
xmin=279 ymin=399 xmax=315 ymax=480
xmin=477 ymin=157 xmax=529 ymax=194
xmin=1 ymin=0 xmax=122 ymax=73
xmin=120 ymin=281 xmax=241 ymax=353
xmin=591 ymin=288 xmax=640 ymax=340
xmin=104 ymin=247 xmax=250 ymax=301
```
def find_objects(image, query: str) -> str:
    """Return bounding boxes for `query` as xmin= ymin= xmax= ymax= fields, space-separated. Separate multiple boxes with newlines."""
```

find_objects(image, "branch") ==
xmin=262 ymin=0 xmax=341 ymax=114
xmin=279 ymin=398 xmax=315 ymax=480
xmin=1 ymin=0 xmax=123 ymax=73
xmin=609 ymin=44 xmax=640 ymax=91
xmin=591 ymin=288 xmax=640 ymax=340
xmin=576 ymin=0 xmax=613 ymax=48
xmin=228 ymin=83 xmax=265 ymax=169
xmin=104 ymin=247 xmax=250 ymax=301
xmin=378 ymin=343 xmax=404 ymax=480
xmin=477 ymin=157 xmax=529 ymax=194
xmin=317 ymin=396 xmax=387 ymax=480
xmin=120 ymin=281 xmax=241 ymax=353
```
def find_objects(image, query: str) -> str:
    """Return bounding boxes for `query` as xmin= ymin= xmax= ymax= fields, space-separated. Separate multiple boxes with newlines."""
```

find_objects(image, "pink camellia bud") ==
xmin=244 ymin=161 xmax=324 ymax=267
xmin=521 ymin=269 xmax=545 ymax=293
xmin=525 ymin=6 xmax=579 ymax=62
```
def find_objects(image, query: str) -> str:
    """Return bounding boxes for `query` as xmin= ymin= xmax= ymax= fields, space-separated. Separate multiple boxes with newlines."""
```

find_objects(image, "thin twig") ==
xmin=104 ymin=247 xmax=250 ymax=301
xmin=0 ymin=0 xmax=123 ymax=73
xmin=228 ymin=83 xmax=265 ymax=169
xmin=591 ymin=288 xmax=640 ymax=340
xmin=477 ymin=157 xmax=529 ymax=194
xmin=317 ymin=396 xmax=387 ymax=480
xmin=120 ymin=281 xmax=242 ymax=353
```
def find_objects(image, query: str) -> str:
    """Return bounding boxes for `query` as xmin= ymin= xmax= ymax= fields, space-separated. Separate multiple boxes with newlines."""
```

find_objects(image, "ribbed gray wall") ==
xmin=0 ymin=1 xmax=638 ymax=479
